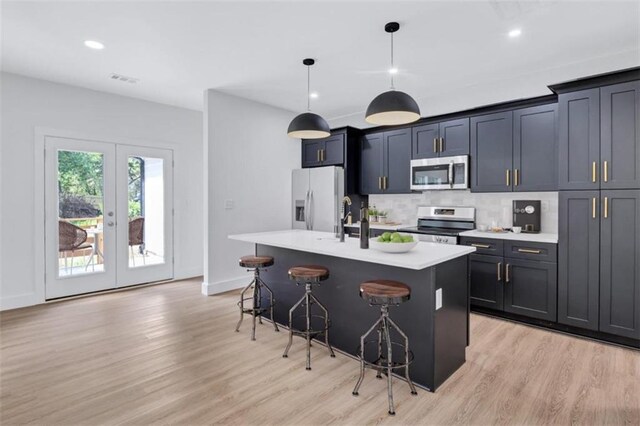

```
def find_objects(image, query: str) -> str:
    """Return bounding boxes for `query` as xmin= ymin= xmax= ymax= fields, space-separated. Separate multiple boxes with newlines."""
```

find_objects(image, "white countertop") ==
xmin=344 ymin=222 xmax=411 ymax=230
xmin=459 ymin=230 xmax=558 ymax=244
xmin=229 ymin=230 xmax=476 ymax=270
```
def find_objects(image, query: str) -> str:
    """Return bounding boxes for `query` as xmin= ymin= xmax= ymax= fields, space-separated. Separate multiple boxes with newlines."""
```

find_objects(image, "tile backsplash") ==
xmin=369 ymin=191 xmax=559 ymax=234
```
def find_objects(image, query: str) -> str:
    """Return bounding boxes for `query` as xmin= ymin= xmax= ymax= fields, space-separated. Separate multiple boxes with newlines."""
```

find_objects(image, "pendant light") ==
xmin=365 ymin=22 xmax=421 ymax=126
xmin=287 ymin=58 xmax=331 ymax=139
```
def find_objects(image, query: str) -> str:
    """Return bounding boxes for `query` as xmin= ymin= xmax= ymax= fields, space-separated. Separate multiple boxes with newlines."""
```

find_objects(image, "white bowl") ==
xmin=370 ymin=238 xmax=418 ymax=253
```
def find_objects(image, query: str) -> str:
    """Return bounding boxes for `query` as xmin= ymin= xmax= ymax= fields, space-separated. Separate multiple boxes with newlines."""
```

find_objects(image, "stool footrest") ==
xmin=289 ymin=314 xmax=331 ymax=337
xmin=236 ymin=298 xmax=274 ymax=315
xmin=356 ymin=340 xmax=415 ymax=370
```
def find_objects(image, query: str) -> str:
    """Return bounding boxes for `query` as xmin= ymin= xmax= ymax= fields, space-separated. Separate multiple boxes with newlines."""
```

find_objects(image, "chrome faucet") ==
xmin=339 ymin=196 xmax=353 ymax=242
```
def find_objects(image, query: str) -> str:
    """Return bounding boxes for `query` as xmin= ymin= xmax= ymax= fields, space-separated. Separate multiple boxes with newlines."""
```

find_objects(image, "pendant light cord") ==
xmin=390 ymin=32 xmax=395 ymax=90
xmin=307 ymin=65 xmax=311 ymax=111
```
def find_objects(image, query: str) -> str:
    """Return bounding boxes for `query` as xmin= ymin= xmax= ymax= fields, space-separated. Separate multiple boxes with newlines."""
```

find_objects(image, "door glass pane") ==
xmin=57 ymin=150 xmax=105 ymax=277
xmin=128 ymin=156 xmax=164 ymax=268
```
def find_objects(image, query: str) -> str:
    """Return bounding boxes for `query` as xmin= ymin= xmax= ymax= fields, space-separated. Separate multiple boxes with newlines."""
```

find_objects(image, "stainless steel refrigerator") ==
xmin=292 ymin=166 xmax=344 ymax=233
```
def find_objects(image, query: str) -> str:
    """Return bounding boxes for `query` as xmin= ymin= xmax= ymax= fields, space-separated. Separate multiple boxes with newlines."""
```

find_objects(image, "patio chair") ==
xmin=58 ymin=221 xmax=92 ymax=275
xmin=129 ymin=217 xmax=145 ymax=266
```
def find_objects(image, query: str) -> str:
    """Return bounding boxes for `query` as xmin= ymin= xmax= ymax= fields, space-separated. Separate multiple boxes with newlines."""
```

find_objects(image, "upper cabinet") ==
xmin=558 ymin=80 xmax=640 ymax=191
xmin=470 ymin=111 xmax=513 ymax=192
xmin=513 ymin=104 xmax=558 ymax=192
xmin=412 ymin=118 xmax=469 ymax=159
xmin=301 ymin=133 xmax=344 ymax=168
xmin=601 ymin=81 xmax=640 ymax=190
xmin=360 ymin=128 xmax=411 ymax=195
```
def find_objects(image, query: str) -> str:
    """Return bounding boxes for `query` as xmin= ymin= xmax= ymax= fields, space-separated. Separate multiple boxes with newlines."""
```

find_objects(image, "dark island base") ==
xmin=254 ymin=244 xmax=469 ymax=391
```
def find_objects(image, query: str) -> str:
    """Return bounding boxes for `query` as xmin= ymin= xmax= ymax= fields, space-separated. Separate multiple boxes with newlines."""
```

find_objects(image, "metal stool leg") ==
xmin=376 ymin=322 xmax=383 ymax=379
xmin=309 ymin=294 xmax=335 ymax=358
xmin=258 ymin=277 xmax=279 ymax=332
xmin=251 ymin=279 xmax=259 ymax=341
xmin=388 ymin=316 xmax=418 ymax=395
xmin=283 ymin=293 xmax=305 ymax=358
xmin=382 ymin=313 xmax=395 ymax=415
xmin=352 ymin=316 xmax=383 ymax=396
xmin=235 ymin=278 xmax=255 ymax=332
xmin=305 ymin=285 xmax=312 ymax=370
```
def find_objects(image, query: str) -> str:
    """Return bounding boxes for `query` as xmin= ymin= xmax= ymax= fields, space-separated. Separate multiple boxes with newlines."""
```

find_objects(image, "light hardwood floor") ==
xmin=1 ymin=277 xmax=638 ymax=425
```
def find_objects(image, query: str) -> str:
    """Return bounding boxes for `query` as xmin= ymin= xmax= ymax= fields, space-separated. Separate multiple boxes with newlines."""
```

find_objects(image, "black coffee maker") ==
xmin=513 ymin=200 xmax=541 ymax=233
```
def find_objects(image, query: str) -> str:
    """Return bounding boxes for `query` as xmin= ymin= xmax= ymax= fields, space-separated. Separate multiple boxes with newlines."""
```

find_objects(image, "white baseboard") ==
xmin=0 ymin=293 xmax=42 ymax=311
xmin=201 ymin=276 xmax=249 ymax=296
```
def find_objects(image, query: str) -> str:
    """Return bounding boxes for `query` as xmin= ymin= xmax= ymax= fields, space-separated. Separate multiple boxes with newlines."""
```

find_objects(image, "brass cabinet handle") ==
xmin=471 ymin=243 xmax=491 ymax=249
xmin=517 ymin=248 xmax=542 ymax=254
xmin=433 ymin=138 xmax=438 ymax=153
xmin=497 ymin=262 xmax=502 ymax=281
xmin=506 ymin=169 xmax=511 ymax=186
xmin=603 ymin=160 xmax=608 ymax=183
xmin=592 ymin=161 xmax=597 ymax=183
xmin=383 ymin=176 xmax=388 ymax=190
xmin=592 ymin=197 xmax=597 ymax=219
xmin=320 ymin=149 xmax=323 ymax=162
xmin=604 ymin=196 xmax=608 ymax=218
xmin=378 ymin=176 xmax=382 ymax=190
xmin=505 ymin=264 xmax=511 ymax=283
xmin=439 ymin=137 xmax=444 ymax=153
xmin=514 ymin=169 xmax=519 ymax=186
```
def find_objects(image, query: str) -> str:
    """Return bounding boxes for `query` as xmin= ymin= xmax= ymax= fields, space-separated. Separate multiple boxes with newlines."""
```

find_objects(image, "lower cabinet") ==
xmin=503 ymin=258 xmax=557 ymax=321
xmin=466 ymin=238 xmax=558 ymax=322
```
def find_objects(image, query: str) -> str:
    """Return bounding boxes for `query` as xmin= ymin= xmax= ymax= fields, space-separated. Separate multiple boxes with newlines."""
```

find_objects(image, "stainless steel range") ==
xmin=399 ymin=206 xmax=475 ymax=245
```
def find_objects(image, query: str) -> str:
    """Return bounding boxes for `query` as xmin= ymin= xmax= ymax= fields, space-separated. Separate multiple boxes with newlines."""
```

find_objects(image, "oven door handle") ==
xmin=448 ymin=161 xmax=454 ymax=188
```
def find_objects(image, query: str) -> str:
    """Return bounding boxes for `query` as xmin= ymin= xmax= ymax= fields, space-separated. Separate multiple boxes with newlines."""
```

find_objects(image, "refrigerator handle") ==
xmin=309 ymin=190 xmax=314 ymax=230
xmin=305 ymin=190 xmax=310 ymax=230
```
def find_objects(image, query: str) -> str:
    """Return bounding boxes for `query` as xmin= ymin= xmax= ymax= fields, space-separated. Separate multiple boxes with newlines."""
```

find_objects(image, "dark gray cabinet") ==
xmin=360 ymin=133 xmax=384 ymax=194
xmin=503 ymin=258 xmax=557 ymax=321
xmin=558 ymin=89 xmax=600 ymax=190
xmin=360 ymin=129 xmax=411 ymax=194
xmin=599 ymin=190 xmax=640 ymax=339
xmin=466 ymin=237 xmax=558 ymax=322
xmin=469 ymin=254 xmax=504 ymax=310
xmin=412 ymin=118 xmax=469 ymax=159
xmin=601 ymin=81 xmax=640 ymax=190
xmin=513 ymin=104 xmax=558 ymax=191
xmin=558 ymin=191 xmax=600 ymax=331
xmin=559 ymin=189 xmax=640 ymax=339
xmin=471 ymin=111 xmax=513 ymax=192
xmin=301 ymin=133 xmax=344 ymax=168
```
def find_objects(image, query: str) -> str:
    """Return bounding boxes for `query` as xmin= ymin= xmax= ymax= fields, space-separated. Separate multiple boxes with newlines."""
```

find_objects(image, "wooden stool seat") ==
xmin=288 ymin=265 xmax=329 ymax=281
xmin=360 ymin=280 xmax=410 ymax=303
xmin=239 ymin=255 xmax=274 ymax=268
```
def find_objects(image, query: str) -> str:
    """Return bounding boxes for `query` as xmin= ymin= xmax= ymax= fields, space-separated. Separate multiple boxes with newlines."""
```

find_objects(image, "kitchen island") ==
xmin=229 ymin=230 xmax=475 ymax=391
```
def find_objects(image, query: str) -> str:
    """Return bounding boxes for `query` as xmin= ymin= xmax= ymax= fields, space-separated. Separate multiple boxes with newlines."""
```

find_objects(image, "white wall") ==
xmin=0 ymin=72 xmax=203 ymax=309
xmin=202 ymin=90 xmax=298 ymax=295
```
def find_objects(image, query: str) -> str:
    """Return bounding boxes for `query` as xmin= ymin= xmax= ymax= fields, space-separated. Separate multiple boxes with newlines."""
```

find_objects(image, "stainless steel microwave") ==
xmin=410 ymin=155 xmax=469 ymax=190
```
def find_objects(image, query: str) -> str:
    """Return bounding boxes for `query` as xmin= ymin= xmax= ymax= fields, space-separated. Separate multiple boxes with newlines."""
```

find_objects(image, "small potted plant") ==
xmin=369 ymin=208 xmax=378 ymax=222
xmin=378 ymin=211 xmax=388 ymax=224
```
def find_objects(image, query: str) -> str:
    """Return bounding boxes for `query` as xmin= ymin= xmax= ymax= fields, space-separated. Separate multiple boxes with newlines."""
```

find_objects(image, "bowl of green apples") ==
xmin=370 ymin=232 xmax=418 ymax=253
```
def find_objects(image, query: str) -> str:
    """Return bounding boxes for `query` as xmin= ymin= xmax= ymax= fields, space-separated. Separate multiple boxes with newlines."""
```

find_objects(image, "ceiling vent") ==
xmin=109 ymin=73 xmax=139 ymax=84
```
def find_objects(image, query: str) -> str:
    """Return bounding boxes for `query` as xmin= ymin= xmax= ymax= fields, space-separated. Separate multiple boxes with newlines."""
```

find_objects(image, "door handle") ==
xmin=506 ymin=169 xmax=511 ymax=186
xmin=305 ymin=190 xmax=310 ymax=230
xmin=603 ymin=160 xmax=608 ymax=183
xmin=321 ymin=149 xmax=325 ymax=162
xmin=592 ymin=161 xmax=597 ymax=183
xmin=433 ymin=138 xmax=438 ymax=153
xmin=317 ymin=150 xmax=320 ymax=162
xmin=592 ymin=197 xmax=597 ymax=219
xmin=309 ymin=190 xmax=314 ymax=229
xmin=378 ymin=176 xmax=382 ymax=190
xmin=514 ymin=169 xmax=519 ymax=186
xmin=383 ymin=176 xmax=388 ymax=190
xmin=439 ymin=137 xmax=444 ymax=153
xmin=505 ymin=263 xmax=511 ymax=283
xmin=471 ymin=243 xmax=491 ymax=249
xmin=604 ymin=196 xmax=608 ymax=219
xmin=448 ymin=162 xmax=454 ymax=188
xmin=497 ymin=262 xmax=502 ymax=281
xmin=517 ymin=248 xmax=542 ymax=254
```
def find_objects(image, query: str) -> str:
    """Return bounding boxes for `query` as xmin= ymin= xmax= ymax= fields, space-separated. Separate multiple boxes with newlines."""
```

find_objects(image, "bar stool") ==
xmin=282 ymin=265 xmax=335 ymax=370
xmin=235 ymin=255 xmax=279 ymax=340
xmin=352 ymin=279 xmax=417 ymax=416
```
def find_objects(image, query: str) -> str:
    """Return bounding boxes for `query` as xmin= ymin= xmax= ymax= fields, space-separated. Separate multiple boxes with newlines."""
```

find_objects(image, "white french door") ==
xmin=44 ymin=136 xmax=173 ymax=299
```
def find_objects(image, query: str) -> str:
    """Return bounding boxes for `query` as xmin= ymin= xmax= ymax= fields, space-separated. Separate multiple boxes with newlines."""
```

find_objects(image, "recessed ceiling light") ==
xmin=508 ymin=29 xmax=522 ymax=38
xmin=388 ymin=67 xmax=399 ymax=75
xmin=309 ymin=92 xmax=319 ymax=99
xmin=84 ymin=40 xmax=105 ymax=50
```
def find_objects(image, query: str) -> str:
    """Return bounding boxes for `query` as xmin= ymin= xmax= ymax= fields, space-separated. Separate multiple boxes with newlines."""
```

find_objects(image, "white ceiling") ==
xmin=2 ymin=1 xmax=639 ymax=124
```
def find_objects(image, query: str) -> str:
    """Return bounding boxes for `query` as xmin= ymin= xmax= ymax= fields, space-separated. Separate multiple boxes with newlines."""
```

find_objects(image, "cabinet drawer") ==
xmin=504 ymin=241 xmax=557 ymax=262
xmin=459 ymin=237 xmax=504 ymax=256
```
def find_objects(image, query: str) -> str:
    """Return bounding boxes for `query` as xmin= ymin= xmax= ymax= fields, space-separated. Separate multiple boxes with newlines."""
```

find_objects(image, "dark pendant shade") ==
xmin=287 ymin=112 xmax=331 ymax=139
xmin=365 ymin=90 xmax=421 ymax=125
